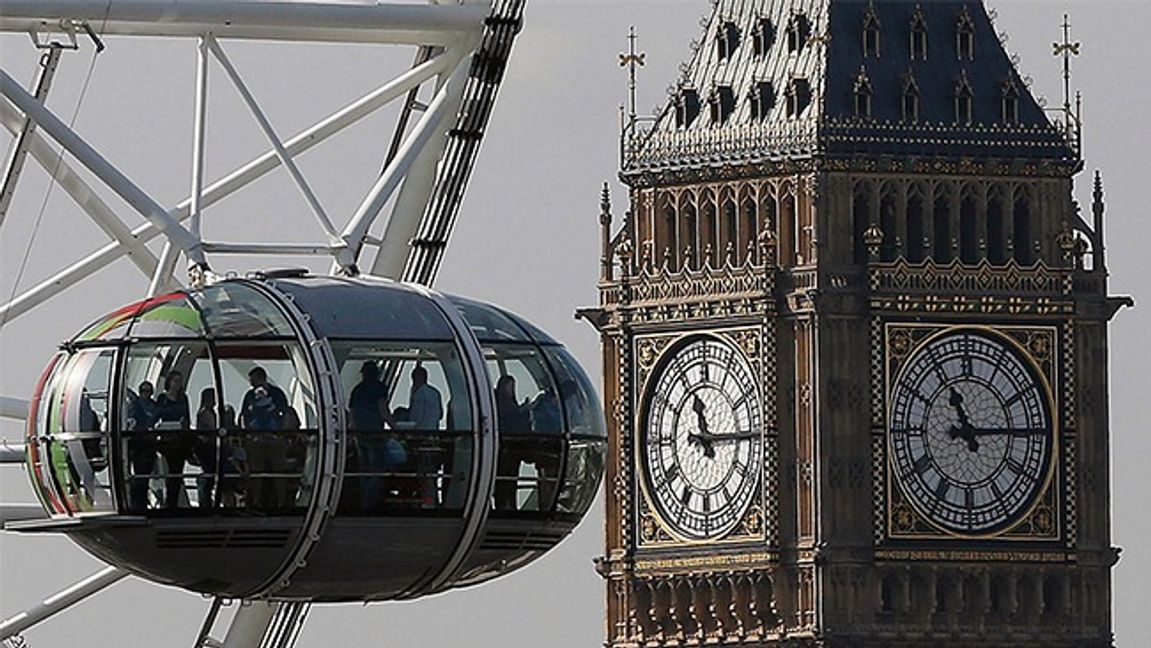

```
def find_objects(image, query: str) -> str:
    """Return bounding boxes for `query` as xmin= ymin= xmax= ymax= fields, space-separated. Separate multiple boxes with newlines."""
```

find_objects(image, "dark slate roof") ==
xmin=625 ymin=0 xmax=1078 ymax=173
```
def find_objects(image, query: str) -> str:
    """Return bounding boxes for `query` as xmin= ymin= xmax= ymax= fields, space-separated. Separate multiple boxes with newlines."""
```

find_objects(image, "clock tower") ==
xmin=583 ymin=2 xmax=1127 ymax=646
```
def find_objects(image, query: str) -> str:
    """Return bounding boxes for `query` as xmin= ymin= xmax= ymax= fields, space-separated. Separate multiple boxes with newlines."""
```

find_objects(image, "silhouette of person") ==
xmin=155 ymin=371 xmax=191 ymax=509
xmin=349 ymin=361 xmax=393 ymax=511
xmin=241 ymin=366 xmax=290 ymax=509
xmin=408 ymin=366 xmax=443 ymax=506
xmin=494 ymin=375 xmax=531 ymax=509
xmin=194 ymin=387 xmax=219 ymax=508
xmin=126 ymin=381 xmax=158 ymax=509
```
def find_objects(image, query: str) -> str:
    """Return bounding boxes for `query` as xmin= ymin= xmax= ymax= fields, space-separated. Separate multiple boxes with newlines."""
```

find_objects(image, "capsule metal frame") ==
xmin=18 ymin=274 xmax=606 ymax=602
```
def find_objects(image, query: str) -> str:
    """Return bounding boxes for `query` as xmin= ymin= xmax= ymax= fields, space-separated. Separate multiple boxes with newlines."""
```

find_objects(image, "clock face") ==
xmin=641 ymin=336 xmax=762 ymax=541
xmin=889 ymin=329 xmax=1054 ymax=536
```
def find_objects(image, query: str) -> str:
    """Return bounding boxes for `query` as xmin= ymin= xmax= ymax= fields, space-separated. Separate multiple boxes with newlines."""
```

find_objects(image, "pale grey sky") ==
xmin=1 ymin=2 xmax=1148 ymax=646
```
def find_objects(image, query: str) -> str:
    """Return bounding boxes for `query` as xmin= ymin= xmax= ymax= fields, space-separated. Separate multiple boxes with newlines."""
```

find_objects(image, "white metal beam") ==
xmin=0 ymin=567 xmax=128 ymax=641
xmin=0 ymin=505 xmax=42 ymax=521
xmin=0 ymin=97 xmax=161 ymax=278
xmin=190 ymin=37 xmax=210 ymax=242
xmin=220 ymin=602 xmax=278 ymax=648
xmin=0 ymin=53 xmax=452 ymax=326
xmin=0 ymin=2 xmax=488 ymax=46
xmin=370 ymin=47 xmax=471 ymax=279
xmin=206 ymin=36 xmax=342 ymax=252
xmin=341 ymin=56 xmax=472 ymax=269
xmin=0 ymin=68 xmax=207 ymax=266
xmin=0 ymin=397 xmax=29 ymax=421
xmin=0 ymin=439 xmax=25 ymax=463
xmin=0 ymin=47 xmax=61 ymax=227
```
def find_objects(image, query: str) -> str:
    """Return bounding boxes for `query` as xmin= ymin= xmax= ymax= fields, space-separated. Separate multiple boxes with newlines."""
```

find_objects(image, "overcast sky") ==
xmin=1 ymin=1 xmax=1149 ymax=646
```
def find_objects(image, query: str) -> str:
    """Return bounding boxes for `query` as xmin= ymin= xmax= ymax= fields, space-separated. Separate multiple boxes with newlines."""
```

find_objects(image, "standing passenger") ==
xmin=126 ymin=381 xmax=158 ymax=510
xmin=194 ymin=388 xmax=219 ymax=509
xmin=408 ymin=366 xmax=443 ymax=506
xmin=155 ymin=371 xmax=191 ymax=508
xmin=241 ymin=366 xmax=289 ymax=509
xmin=348 ymin=361 xmax=392 ymax=511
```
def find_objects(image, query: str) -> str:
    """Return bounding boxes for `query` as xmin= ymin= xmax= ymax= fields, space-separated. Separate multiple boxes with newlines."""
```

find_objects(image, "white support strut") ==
xmin=0 ymin=2 xmax=488 ymax=46
xmin=0 ymin=98 xmax=162 ymax=277
xmin=341 ymin=55 xmax=473 ymax=269
xmin=0 ymin=566 xmax=128 ymax=641
xmin=0 ymin=68 xmax=207 ymax=267
xmin=205 ymin=36 xmax=343 ymax=249
xmin=0 ymin=397 xmax=29 ymax=422
xmin=0 ymin=52 xmax=453 ymax=326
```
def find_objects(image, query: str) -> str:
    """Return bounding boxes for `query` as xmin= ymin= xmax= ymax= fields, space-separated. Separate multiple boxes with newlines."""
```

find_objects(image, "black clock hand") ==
xmin=949 ymin=389 xmax=972 ymax=427
xmin=690 ymin=395 xmax=716 ymax=458
xmin=691 ymin=430 xmax=761 ymax=442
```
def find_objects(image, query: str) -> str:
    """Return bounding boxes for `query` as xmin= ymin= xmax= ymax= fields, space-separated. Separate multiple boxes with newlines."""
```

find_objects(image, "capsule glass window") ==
xmin=331 ymin=341 xmax=476 ymax=516
xmin=120 ymin=341 xmax=215 ymax=512
xmin=42 ymin=348 xmax=117 ymax=514
xmin=215 ymin=342 xmax=319 ymax=513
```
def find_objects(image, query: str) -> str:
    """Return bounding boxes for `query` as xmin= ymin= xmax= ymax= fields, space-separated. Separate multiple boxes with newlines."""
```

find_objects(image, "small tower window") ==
xmin=1002 ymin=79 xmax=1021 ymax=125
xmin=955 ymin=73 xmax=974 ymax=124
xmin=910 ymin=7 xmax=929 ymax=60
xmin=957 ymin=8 xmax=976 ymax=60
xmin=902 ymin=72 xmax=921 ymax=122
xmin=788 ymin=12 xmax=811 ymax=54
xmin=863 ymin=8 xmax=882 ymax=58
xmin=853 ymin=67 xmax=873 ymax=119
xmin=750 ymin=81 xmax=776 ymax=121
xmin=676 ymin=87 xmax=701 ymax=128
xmin=786 ymin=78 xmax=811 ymax=117
xmin=717 ymin=21 xmax=741 ymax=61
xmin=753 ymin=18 xmax=777 ymax=56
xmin=710 ymin=85 xmax=736 ymax=125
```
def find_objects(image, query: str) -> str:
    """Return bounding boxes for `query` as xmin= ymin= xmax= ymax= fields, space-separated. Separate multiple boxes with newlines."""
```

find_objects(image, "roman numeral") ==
xmin=934 ymin=480 xmax=951 ymax=503
xmin=1006 ymin=458 xmax=1026 ymax=476
xmin=914 ymin=454 xmax=932 ymax=475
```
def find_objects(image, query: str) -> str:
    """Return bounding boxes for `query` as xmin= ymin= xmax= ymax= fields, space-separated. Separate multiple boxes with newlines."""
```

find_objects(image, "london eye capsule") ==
xmin=18 ymin=273 xmax=606 ymax=602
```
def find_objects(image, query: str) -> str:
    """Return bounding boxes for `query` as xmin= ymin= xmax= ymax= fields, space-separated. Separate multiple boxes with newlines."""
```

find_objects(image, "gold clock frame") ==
xmin=879 ymin=322 xmax=1064 ymax=543
xmin=632 ymin=327 xmax=773 ymax=549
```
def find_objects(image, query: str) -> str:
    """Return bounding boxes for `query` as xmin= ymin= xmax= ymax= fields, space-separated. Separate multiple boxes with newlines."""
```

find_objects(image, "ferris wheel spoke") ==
xmin=0 ymin=566 xmax=128 ymax=641
xmin=0 ymin=98 xmax=162 ymax=276
xmin=0 ymin=69 xmax=207 ymax=267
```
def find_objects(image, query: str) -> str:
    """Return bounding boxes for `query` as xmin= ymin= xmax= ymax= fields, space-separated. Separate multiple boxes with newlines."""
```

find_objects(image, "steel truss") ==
xmin=0 ymin=1 xmax=526 ymax=646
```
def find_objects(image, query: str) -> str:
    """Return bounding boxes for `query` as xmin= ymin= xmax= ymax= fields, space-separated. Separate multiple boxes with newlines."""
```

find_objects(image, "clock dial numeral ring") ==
xmin=640 ymin=335 xmax=763 ymax=541
xmin=888 ymin=328 xmax=1054 ymax=537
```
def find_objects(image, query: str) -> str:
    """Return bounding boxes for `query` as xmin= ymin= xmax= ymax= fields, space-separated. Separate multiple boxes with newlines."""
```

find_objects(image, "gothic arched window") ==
xmin=1002 ymin=79 xmax=1021 ymax=125
xmin=717 ymin=21 xmax=741 ymax=61
xmin=675 ymin=87 xmax=701 ymax=128
xmin=933 ymin=187 xmax=953 ymax=262
xmin=955 ymin=73 xmax=974 ymax=124
xmin=863 ymin=8 xmax=882 ymax=58
xmin=709 ymin=85 xmax=735 ymax=125
xmin=907 ymin=192 xmax=926 ymax=263
xmin=753 ymin=18 xmax=776 ymax=56
xmin=960 ymin=191 xmax=979 ymax=264
xmin=902 ymin=73 xmax=921 ymax=122
xmin=750 ymin=81 xmax=776 ymax=121
xmin=786 ymin=78 xmax=812 ymax=117
xmin=987 ymin=188 xmax=1007 ymax=264
xmin=1014 ymin=193 xmax=1034 ymax=265
xmin=788 ymin=12 xmax=811 ymax=54
xmin=957 ymin=8 xmax=976 ymax=60
xmin=910 ymin=7 xmax=929 ymax=60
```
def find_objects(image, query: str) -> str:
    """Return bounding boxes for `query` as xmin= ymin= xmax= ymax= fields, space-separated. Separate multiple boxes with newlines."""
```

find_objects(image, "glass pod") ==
xmin=21 ymin=275 xmax=605 ymax=602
